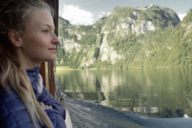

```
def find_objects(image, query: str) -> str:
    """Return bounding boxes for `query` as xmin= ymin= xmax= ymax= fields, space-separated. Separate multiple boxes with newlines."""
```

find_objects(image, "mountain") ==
xmin=57 ymin=5 xmax=192 ymax=69
xmin=182 ymin=9 xmax=192 ymax=26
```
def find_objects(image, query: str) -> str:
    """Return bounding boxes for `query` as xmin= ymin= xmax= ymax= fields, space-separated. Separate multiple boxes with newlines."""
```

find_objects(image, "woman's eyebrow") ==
xmin=42 ymin=24 xmax=55 ymax=31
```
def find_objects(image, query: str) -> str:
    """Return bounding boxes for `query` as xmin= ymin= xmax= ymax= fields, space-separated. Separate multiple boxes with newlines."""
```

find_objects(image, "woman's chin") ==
xmin=45 ymin=56 xmax=57 ymax=62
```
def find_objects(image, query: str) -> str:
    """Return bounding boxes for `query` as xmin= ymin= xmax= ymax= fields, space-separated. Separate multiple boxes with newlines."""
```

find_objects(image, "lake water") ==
xmin=56 ymin=68 xmax=192 ymax=118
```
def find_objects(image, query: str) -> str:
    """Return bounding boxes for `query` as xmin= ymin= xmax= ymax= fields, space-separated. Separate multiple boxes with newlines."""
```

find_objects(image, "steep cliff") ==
xmin=57 ymin=5 xmax=192 ymax=69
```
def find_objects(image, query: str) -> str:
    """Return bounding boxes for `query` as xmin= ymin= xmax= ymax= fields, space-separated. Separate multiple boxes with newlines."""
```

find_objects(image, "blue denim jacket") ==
xmin=0 ymin=67 xmax=66 ymax=128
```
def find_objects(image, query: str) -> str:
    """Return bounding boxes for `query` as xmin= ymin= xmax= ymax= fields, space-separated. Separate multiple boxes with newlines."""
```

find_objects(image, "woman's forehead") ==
xmin=26 ymin=9 xmax=54 ymax=28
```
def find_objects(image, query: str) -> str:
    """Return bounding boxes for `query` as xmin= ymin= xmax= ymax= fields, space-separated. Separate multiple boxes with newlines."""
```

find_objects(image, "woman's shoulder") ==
xmin=0 ymin=88 xmax=18 ymax=103
xmin=0 ymin=88 xmax=22 ymax=105
xmin=0 ymin=88 xmax=26 ymax=118
xmin=0 ymin=88 xmax=27 ymax=114
xmin=0 ymin=88 xmax=35 ymax=128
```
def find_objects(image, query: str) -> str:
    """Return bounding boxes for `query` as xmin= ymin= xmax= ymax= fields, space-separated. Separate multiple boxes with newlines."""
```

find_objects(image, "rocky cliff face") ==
xmin=100 ymin=4 xmax=179 ymax=36
xmin=57 ymin=5 xmax=190 ymax=68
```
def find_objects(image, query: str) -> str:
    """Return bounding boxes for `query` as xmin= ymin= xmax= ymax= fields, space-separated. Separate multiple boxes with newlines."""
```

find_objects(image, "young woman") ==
xmin=0 ymin=0 xmax=66 ymax=127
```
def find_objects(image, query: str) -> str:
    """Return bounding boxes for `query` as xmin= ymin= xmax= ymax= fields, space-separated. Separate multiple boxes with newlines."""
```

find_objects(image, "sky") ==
xmin=59 ymin=0 xmax=192 ymax=25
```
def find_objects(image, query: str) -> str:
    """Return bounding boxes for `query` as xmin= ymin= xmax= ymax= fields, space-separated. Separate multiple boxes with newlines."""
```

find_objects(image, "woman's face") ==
xmin=20 ymin=8 xmax=59 ymax=67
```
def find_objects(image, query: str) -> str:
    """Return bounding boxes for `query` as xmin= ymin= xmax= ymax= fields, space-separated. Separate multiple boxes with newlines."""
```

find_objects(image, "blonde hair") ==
xmin=0 ymin=0 xmax=54 ymax=127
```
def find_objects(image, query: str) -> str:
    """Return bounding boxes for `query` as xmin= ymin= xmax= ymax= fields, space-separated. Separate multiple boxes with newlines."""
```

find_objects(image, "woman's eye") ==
xmin=42 ymin=29 xmax=49 ymax=33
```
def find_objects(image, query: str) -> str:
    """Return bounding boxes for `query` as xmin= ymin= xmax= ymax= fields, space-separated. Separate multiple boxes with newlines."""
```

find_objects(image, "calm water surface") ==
xmin=56 ymin=68 xmax=192 ymax=118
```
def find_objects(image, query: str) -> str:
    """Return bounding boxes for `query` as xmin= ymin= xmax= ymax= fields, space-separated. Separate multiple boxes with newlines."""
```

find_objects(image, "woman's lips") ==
xmin=48 ymin=48 xmax=57 ymax=52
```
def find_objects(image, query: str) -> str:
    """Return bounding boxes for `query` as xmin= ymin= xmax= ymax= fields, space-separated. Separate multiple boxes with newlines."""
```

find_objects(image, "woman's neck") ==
xmin=18 ymin=50 xmax=41 ymax=70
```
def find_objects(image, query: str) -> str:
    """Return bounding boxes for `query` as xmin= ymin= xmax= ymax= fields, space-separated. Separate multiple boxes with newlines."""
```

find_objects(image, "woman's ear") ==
xmin=8 ymin=30 xmax=23 ymax=47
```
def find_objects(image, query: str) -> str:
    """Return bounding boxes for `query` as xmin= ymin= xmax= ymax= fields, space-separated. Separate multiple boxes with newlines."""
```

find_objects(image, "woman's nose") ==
xmin=52 ymin=33 xmax=60 ymax=45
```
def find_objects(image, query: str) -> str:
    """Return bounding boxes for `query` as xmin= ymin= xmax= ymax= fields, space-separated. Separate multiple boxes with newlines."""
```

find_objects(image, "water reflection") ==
xmin=56 ymin=68 xmax=192 ymax=117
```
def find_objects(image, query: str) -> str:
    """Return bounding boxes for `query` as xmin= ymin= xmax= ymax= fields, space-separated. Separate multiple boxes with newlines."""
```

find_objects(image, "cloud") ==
xmin=178 ymin=13 xmax=187 ymax=21
xmin=59 ymin=5 xmax=94 ymax=25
